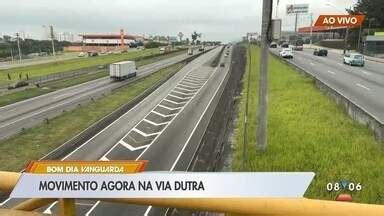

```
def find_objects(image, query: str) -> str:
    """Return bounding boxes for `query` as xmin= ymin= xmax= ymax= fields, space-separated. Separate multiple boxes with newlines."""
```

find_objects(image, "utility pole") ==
xmin=50 ymin=25 xmax=56 ymax=57
xmin=275 ymin=0 xmax=280 ymax=18
xmin=343 ymin=26 xmax=350 ymax=54
xmin=357 ymin=24 xmax=362 ymax=52
xmin=256 ymin=0 xmax=272 ymax=151
xmin=310 ymin=13 xmax=313 ymax=48
xmin=15 ymin=32 xmax=22 ymax=61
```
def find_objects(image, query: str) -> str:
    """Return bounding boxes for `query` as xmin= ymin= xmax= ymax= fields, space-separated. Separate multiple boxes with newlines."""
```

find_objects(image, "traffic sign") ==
xmin=314 ymin=15 xmax=365 ymax=27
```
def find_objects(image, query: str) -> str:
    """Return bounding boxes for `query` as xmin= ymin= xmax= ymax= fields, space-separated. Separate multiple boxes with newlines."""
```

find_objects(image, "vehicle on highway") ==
xmin=270 ymin=42 xmax=277 ymax=48
xmin=292 ymin=39 xmax=304 ymax=51
xmin=198 ymin=46 xmax=205 ymax=51
xmin=109 ymin=61 xmax=137 ymax=81
xmin=313 ymin=48 xmax=328 ymax=56
xmin=220 ymin=62 xmax=225 ymax=67
xmin=188 ymin=48 xmax=194 ymax=55
xmin=279 ymin=48 xmax=293 ymax=58
xmin=343 ymin=53 xmax=365 ymax=67
xmin=78 ymin=52 xmax=86 ymax=57
xmin=87 ymin=51 xmax=99 ymax=57
xmin=281 ymin=42 xmax=289 ymax=48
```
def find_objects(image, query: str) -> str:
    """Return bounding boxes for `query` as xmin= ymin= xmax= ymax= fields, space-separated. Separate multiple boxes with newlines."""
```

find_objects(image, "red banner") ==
xmin=314 ymin=15 xmax=365 ymax=27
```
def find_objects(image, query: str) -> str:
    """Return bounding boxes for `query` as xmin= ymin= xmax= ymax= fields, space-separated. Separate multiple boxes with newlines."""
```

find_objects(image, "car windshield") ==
xmin=354 ymin=55 xmax=364 ymax=59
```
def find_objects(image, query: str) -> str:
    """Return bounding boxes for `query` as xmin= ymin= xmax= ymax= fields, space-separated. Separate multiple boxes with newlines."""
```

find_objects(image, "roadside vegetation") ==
xmin=0 ymin=63 xmax=184 ymax=172
xmin=232 ymin=44 xmax=384 ymax=204
xmin=0 ymin=48 xmax=159 ymax=85
xmin=0 ymin=49 xmax=187 ymax=107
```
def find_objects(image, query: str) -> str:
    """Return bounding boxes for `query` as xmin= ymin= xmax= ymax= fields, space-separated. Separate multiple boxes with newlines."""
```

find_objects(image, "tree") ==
xmin=350 ymin=0 xmax=384 ymax=28
xmin=191 ymin=31 xmax=202 ymax=45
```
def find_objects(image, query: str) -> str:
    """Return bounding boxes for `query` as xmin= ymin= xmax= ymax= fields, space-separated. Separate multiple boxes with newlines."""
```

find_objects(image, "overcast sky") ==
xmin=0 ymin=0 xmax=357 ymax=42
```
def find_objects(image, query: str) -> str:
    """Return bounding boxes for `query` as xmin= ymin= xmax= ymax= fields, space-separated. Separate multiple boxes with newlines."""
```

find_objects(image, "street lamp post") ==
xmin=15 ymin=33 xmax=22 ymax=61
xmin=324 ymin=2 xmax=351 ymax=54
xmin=310 ymin=13 xmax=313 ymax=48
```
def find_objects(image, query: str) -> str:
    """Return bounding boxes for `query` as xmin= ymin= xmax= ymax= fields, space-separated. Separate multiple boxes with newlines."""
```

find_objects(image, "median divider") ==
xmin=270 ymin=50 xmax=384 ymax=142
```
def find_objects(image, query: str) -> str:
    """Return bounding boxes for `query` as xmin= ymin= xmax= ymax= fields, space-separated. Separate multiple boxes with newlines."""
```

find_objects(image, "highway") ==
xmin=1 ymin=46 xmax=231 ymax=215
xmin=271 ymin=48 xmax=384 ymax=123
xmin=0 ymin=51 xmax=201 ymax=140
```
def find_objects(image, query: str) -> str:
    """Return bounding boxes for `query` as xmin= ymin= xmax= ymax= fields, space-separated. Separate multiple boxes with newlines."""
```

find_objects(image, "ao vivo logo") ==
xmin=315 ymin=15 xmax=365 ymax=27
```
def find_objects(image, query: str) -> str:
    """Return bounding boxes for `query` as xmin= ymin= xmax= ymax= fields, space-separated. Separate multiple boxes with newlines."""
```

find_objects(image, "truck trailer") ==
xmin=109 ymin=61 xmax=137 ymax=81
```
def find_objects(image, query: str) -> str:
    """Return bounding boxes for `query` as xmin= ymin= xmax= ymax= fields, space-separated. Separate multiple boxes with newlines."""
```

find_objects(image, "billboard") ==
xmin=286 ymin=4 xmax=309 ymax=15
xmin=314 ymin=15 xmax=365 ymax=27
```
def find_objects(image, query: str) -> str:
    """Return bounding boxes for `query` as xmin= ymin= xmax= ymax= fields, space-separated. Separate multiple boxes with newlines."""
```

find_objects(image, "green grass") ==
xmin=0 ymin=63 xmax=184 ymax=172
xmin=0 ymin=48 xmax=159 ymax=85
xmin=232 ymin=45 xmax=384 ymax=204
xmin=0 ymin=88 xmax=53 ymax=107
xmin=42 ymin=71 xmax=108 ymax=90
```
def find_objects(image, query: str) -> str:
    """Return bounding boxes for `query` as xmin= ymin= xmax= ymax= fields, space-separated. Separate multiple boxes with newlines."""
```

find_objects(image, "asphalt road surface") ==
xmin=0 ymin=46 xmax=231 ymax=216
xmin=271 ymin=48 xmax=384 ymax=123
xmin=0 ymin=50 xmax=203 ymax=140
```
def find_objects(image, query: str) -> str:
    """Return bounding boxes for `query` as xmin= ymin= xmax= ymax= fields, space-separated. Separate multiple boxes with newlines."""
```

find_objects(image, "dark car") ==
xmin=220 ymin=63 xmax=225 ymax=67
xmin=313 ymin=48 xmax=328 ymax=56
xmin=281 ymin=43 xmax=289 ymax=48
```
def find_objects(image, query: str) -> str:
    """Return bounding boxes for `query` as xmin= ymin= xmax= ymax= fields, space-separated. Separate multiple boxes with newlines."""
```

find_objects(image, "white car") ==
xmin=343 ymin=53 xmax=365 ymax=67
xmin=78 ymin=52 xmax=86 ymax=57
xmin=279 ymin=48 xmax=293 ymax=58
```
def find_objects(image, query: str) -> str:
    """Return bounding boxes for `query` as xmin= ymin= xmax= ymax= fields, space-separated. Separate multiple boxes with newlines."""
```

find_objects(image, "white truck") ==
xmin=109 ymin=61 xmax=137 ymax=81
xmin=187 ymin=48 xmax=194 ymax=55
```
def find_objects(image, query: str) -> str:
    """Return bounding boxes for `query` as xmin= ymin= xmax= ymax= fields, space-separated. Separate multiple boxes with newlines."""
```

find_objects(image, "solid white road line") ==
xmin=157 ymin=104 xmax=181 ymax=111
xmin=355 ymin=83 xmax=371 ymax=91
xmin=151 ymin=110 xmax=178 ymax=118
xmin=132 ymin=128 xmax=161 ymax=137
xmin=85 ymin=200 xmax=100 ymax=216
xmin=143 ymin=118 xmax=169 ymax=126
xmin=171 ymin=90 xmax=195 ymax=96
xmin=163 ymin=98 xmax=187 ymax=105
xmin=120 ymin=140 xmax=149 ymax=151
xmin=168 ymin=93 xmax=192 ymax=100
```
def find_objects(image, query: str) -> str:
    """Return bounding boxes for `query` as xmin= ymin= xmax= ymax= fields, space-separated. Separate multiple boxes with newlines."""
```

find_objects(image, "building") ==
xmin=64 ymin=29 xmax=145 ymax=53
xmin=362 ymin=35 xmax=384 ymax=57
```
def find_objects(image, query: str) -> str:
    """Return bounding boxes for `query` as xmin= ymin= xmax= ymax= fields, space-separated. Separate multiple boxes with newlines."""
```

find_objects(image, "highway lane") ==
xmin=0 ymin=50 xmax=202 ymax=139
xmin=0 ymin=46 xmax=227 ymax=215
xmin=271 ymin=48 xmax=384 ymax=122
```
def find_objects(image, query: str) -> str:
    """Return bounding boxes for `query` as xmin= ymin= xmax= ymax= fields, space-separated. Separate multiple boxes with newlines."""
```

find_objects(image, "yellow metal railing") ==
xmin=1 ymin=171 xmax=384 ymax=216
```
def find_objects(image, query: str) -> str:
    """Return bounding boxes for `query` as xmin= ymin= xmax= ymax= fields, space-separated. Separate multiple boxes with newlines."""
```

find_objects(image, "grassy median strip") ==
xmin=0 ymin=71 xmax=108 ymax=107
xmin=232 ymin=45 xmax=384 ymax=204
xmin=0 ymin=48 xmax=158 ymax=85
xmin=0 ymin=63 xmax=184 ymax=172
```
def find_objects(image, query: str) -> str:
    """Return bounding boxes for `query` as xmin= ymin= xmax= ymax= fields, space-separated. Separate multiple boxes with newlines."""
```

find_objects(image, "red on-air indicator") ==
xmin=314 ymin=15 xmax=365 ymax=28
xmin=335 ymin=194 xmax=353 ymax=202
